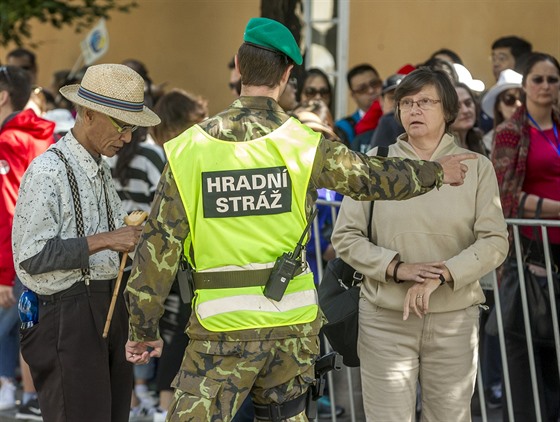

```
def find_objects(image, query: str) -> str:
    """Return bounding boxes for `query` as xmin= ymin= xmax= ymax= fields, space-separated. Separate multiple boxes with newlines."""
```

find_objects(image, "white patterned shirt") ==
xmin=12 ymin=131 xmax=126 ymax=295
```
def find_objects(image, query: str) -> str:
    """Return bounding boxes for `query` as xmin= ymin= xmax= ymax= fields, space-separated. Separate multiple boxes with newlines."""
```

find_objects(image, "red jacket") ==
xmin=0 ymin=109 xmax=55 ymax=286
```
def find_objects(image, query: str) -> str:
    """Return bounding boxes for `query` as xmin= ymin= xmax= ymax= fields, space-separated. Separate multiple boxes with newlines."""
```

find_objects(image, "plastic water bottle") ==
xmin=18 ymin=289 xmax=39 ymax=329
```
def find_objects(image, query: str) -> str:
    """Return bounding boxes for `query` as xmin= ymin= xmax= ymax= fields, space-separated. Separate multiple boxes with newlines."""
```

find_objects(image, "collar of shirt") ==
xmin=60 ymin=130 xmax=108 ymax=181
xmin=232 ymin=96 xmax=286 ymax=114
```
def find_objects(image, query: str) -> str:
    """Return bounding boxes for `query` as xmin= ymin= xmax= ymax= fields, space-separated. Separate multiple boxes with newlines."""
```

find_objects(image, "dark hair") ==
xmin=6 ymin=48 xmax=37 ymax=72
xmin=394 ymin=67 xmax=459 ymax=129
xmin=453 ymin=82 xmax=486 ymax=155
xmin=346 ymin=63 xmax=379 ymax=87
xmin=492 ymin=36 xmax=532 ymax=60
xmin=151 ymin=88 xmax=208 ymax=146
xmin=430 ymin=48 xmax=463 ymax=65
xmin=237 ymin=43 xmax=293 ymax=88
xmin=420 ymin=57 xmax=459 ymax=83
xmin=299 ymin=68 xmax=334 ymax=110
xmin=521 ymin=52 xmax=560 ymax=86
xmin=493 ymin=88 xmax=522 ymax=127
xmin=0 ymin=65 xmax=32 ymax=110
xmin=112 ymin=127 xmax=148 ymax=187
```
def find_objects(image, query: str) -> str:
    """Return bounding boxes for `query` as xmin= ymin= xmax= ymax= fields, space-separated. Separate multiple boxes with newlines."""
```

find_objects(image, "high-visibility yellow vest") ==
xmin=165 ymin=117 xmax=321 ymax=332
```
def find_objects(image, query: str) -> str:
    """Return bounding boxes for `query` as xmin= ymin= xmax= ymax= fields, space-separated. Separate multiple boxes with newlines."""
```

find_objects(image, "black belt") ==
xmin=193 ymin=268 xmax=272 ymax=290
xmin=253 ymin=394 xmax=308 ymax=421
xmin=37 ymin=279 xmax=114 ymax=303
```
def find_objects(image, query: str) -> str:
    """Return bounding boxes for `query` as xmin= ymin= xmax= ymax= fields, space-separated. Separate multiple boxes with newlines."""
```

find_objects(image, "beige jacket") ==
xmin=331 ymin=133 xmax=509 ymax=313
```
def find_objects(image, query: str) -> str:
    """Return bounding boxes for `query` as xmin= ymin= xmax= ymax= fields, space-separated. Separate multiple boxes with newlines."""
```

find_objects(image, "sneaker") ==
xmin=16 ymin=398 xmax=43 ymax=421
xmin=486 ymin=383 xmax=502 ymax=409
xmin=317 ymin=396 xmax=344 ymax=419
xmin=130 ymin=405 xmax=151 ymax=418
xmin=0 ymin=377 xmax=16 ymax=410
xmin=152 ymin=407 xmax=167 ymax=422
xmin=136 ymin=389 xmax=158 ymax=409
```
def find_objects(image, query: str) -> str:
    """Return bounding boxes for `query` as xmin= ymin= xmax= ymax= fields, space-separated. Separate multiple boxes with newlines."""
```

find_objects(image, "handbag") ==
xmin=485 ymin=195 xmax=560 ymax=345
xmin=318 ymin=146 xmax=388 ymax=367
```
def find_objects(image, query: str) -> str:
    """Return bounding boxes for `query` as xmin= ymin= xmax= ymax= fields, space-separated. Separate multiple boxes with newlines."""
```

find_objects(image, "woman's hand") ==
xmin=395 ymin=261 xmax=446 ymax=283
xmin=403 ymin=278 xmax=441 ymax=320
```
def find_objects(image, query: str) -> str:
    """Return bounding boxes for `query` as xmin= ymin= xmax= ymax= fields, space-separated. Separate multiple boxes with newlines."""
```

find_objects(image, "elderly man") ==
xmin=124 ymin=18 xmax=475 ymax=421
xmin=12 ymin=64 xmax=160 ymax=422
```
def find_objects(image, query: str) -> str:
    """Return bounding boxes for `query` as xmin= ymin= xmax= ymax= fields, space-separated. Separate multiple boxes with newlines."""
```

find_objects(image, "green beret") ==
xmin=243 ymin=17 xmax=303 ymax=65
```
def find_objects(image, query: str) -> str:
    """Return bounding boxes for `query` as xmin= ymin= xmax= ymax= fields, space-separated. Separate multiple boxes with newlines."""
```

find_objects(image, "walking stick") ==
xmin=102 ymin=211 xmax=148 ymax=338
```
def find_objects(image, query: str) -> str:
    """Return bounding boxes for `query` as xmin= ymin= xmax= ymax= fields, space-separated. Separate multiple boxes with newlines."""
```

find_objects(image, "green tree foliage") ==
xmin=0 ymin=0 xmax=137 ymax=47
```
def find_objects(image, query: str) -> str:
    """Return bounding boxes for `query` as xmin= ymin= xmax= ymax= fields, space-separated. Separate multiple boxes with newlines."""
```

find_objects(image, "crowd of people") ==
xmin=0 ymin=16 xmax=558 ymax=422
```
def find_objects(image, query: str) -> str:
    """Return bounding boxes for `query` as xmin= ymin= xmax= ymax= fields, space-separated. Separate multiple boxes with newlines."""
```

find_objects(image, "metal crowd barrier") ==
xmin=492 ymin=219 xmax=560 ymax=422
xmin=311 ymin=200 xmax=560 ymax=422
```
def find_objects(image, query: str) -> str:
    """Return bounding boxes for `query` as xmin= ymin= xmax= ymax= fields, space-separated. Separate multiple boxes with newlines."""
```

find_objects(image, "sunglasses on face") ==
xmin=304 ymin=87 xmax=330 ymax=97
xmin=352 ymin=79 xmax=382 ymax=95
xmin=531 ymin=75 xmax=560 ymax=85
xmin=500 ymin=93 xmax=520 ymax=107
xmin=106 ymin=115 xmax=138 ymax=134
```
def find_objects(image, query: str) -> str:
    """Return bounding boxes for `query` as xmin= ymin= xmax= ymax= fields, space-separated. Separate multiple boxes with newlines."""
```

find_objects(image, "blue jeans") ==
xmin=0 ymin=278 xmax=23 ymax=378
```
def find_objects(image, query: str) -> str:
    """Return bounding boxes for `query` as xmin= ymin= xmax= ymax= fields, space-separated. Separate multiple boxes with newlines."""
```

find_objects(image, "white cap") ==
xmin=453 ymin=63 xmax=485 ymax=93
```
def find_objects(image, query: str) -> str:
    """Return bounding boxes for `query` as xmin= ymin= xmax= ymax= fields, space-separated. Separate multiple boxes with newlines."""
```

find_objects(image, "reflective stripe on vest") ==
xmin=165 ymin=118 xmax=321 ymax=332
xmin=195 ymin=272 xmax=317 ymax=332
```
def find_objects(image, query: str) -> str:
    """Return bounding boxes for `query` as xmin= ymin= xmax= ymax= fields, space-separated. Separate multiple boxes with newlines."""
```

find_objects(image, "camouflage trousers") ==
xmin=166 ymin=335 xmax=320 ymax=422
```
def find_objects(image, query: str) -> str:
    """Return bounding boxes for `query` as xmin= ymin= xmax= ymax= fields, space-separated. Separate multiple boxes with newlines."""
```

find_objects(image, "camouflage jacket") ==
xmin=125 ymin=96 xmax=444 ymax=343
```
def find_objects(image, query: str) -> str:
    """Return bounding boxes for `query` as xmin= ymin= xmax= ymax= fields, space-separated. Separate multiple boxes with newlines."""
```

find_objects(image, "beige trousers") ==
xmin=358 ymin=297 xmax=480 ymax=422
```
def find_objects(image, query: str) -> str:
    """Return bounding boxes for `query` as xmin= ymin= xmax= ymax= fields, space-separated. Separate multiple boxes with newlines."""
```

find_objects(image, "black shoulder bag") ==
xmin=318 ymin=146 xmax=388 ymax=367
xmin=485 ymin=194 xmax=560 ymax=345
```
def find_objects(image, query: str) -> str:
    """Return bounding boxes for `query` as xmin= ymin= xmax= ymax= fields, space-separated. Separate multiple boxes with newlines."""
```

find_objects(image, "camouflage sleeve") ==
xmin=124 ymin=164 xmax=188 ymax=342
xmin=312 ymin=138 xmax=444 ymax=201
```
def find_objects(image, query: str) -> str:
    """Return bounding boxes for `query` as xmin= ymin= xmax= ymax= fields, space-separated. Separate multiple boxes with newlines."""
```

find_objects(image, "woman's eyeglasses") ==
xmin=398 ymin=98 xmax=441 ymax=111
xmin=304 ymin=87 xmax=330 ymax=98
xmin=500 ymin=93 xmax=520 ymax=107
xmin=531 ymin=76 xmax=560 ymax=85
xmin=352 ymin=79 xmax=382 ymax=95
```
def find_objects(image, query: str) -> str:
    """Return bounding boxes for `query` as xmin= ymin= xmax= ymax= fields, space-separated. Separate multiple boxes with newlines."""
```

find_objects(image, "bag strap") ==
xmin=48 ymin=148 xmax=91 ymax=283
xmin=516 ymin=192 xmax=546 ymax=263
xmin=366 ymin=146 xmax=389 ymax=238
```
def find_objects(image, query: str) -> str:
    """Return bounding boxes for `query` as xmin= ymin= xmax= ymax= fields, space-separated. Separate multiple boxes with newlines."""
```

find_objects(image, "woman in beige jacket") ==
xmin=331 ymin=68 xmax=509 ymax=422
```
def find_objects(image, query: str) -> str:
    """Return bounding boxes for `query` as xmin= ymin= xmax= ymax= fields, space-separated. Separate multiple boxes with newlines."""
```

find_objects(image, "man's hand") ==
xmin=436 ymin=153 xmax=477 ymax=186
xmin=125 ymin=339 xmax=163 ymax=365
xmin=87 ymin=225 xmax=143 ymax=254
xmin=0 ymin=284 xmax=16 ymax=308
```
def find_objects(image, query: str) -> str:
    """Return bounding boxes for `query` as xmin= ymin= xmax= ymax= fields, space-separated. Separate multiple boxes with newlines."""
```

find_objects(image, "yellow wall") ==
xmin=1 ymin=0 xmax=559 ymax=117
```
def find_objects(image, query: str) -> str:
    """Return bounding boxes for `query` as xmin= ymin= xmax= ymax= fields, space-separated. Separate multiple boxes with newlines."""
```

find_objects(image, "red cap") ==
xmin=396 ymin=64 xmax=416 ymax=75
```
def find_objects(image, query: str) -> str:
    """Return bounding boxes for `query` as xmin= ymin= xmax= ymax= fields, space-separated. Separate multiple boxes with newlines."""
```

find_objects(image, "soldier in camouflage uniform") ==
xmin=124 ymin=17 xmax=475 ymax=422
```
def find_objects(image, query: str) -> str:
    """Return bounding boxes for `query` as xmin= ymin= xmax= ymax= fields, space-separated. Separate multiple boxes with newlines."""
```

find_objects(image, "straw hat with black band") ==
xmin=60 ymin=64 xmax=161 ymax=127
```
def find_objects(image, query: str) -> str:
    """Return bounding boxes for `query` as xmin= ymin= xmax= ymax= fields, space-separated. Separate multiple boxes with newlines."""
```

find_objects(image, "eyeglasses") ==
xmin=106 ymin=115 xmax=138 ymax=134
xmin=530 ymin=76 xmax=560 ymax=85
xmin=398 ymin=98 xmax=442 ymax=111
xmin=352 ymin=79 xmax=382 ymax=95
xmin=304 ymin=87 xmax=330 ymax=98
xmin=500 ymin=93 xmax=520 ymax=107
